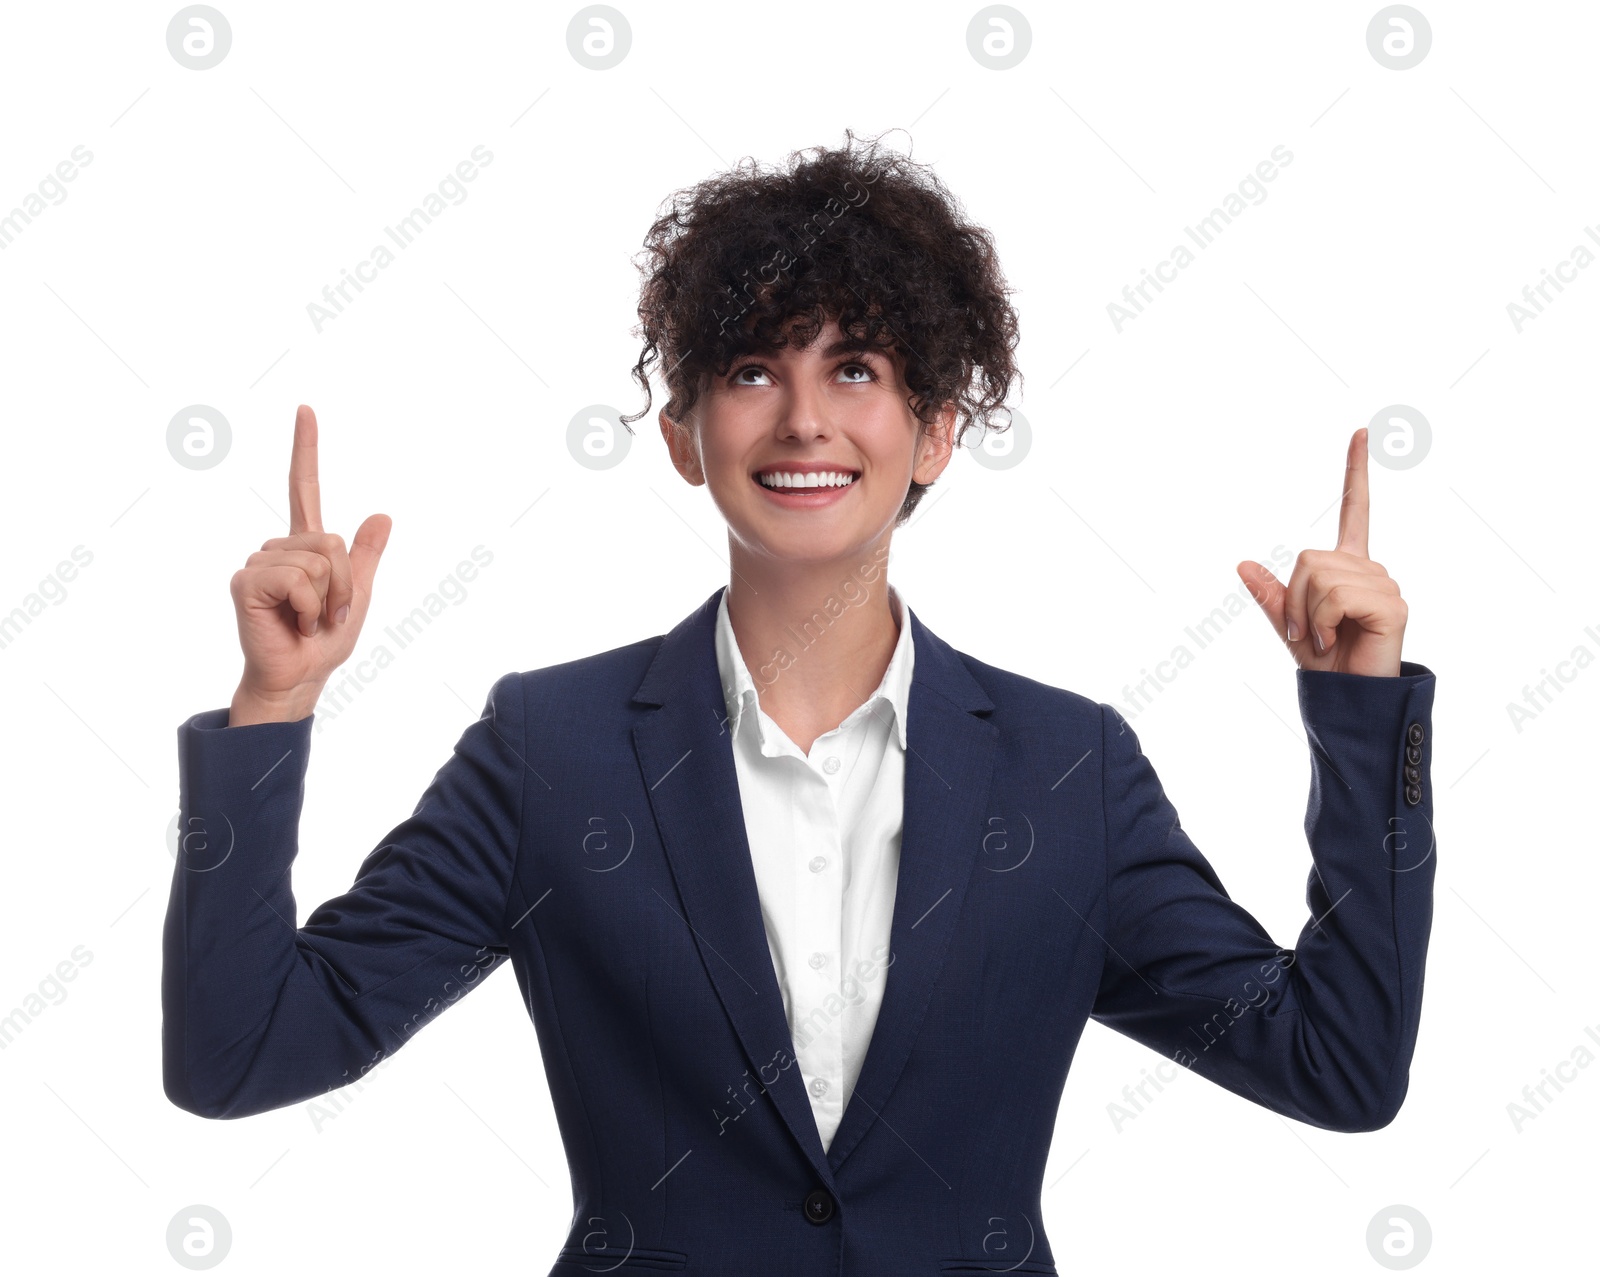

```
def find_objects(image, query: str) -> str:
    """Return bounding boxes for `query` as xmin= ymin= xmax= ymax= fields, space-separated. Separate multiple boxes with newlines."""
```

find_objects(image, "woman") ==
xmin=164 ymin=133 xmax=1436 ymax=1276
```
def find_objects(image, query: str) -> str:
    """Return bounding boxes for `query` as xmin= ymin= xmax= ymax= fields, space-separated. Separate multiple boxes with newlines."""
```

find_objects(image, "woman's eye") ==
xmin=728 ymin=362 xmax=874 ymax=385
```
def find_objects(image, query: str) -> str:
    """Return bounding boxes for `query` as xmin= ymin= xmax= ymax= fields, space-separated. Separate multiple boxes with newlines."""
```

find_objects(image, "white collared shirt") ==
xmin=713 ymin=583 xmax=914 ymax=1153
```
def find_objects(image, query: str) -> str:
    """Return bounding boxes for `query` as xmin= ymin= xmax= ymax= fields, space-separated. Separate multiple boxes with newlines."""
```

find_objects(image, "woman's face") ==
xmin=659 ymin=317 xmax=956 ymax=569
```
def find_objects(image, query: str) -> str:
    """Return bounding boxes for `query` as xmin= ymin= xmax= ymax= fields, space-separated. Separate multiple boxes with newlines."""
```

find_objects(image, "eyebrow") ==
xmin=820 ymin=338 xmax=893 ymax=360
xmin=726 ymin=337 xmax=896 ymax=368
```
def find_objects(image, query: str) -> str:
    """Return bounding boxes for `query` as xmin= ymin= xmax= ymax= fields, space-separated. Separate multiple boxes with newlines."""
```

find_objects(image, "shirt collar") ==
xmin=714 ymin=583 xmax=915 ymax=754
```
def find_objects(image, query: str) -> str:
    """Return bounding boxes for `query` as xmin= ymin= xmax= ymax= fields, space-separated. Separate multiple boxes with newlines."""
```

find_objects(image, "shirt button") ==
xmin=810 ymin=1077 xmax=829 ymax=1097
xmin=809 ymin=856 xmax=827 ymax=873
xmin=809 ymin=951 xmax=827 ymax=970
xmin=822 ymin=756 xmax=841 ymax=774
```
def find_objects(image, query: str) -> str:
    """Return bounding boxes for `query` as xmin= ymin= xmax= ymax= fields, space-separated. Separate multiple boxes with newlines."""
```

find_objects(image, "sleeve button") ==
xmin=1407 ymin=722 xmax=1425 ymax=746
xmin=1405 ymin=783 xmax=1422 ymax=806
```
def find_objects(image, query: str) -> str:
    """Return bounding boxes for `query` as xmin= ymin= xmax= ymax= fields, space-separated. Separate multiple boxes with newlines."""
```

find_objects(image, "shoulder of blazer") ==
xmin=931 ymin=641 xmax=1106 ymax=732
xmin=502 ymin=635 xmax=666 ymax=718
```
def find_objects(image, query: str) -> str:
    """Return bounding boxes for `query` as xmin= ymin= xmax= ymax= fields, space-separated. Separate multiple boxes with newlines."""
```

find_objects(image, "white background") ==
xmin=1 ymin=1 xmax=1593 ymax=1272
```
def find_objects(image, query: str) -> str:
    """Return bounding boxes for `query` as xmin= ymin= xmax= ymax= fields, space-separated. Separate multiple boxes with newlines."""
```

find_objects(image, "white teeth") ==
xmin=757 ymin=471 xmax=857 ymax=489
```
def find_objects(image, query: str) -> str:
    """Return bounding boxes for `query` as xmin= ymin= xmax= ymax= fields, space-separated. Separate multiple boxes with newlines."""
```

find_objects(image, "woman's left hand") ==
xmin=1235 ymin=427 xmax=1407 ymax=677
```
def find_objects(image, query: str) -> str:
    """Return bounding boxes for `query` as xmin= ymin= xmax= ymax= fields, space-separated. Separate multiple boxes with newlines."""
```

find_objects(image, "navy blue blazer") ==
xmin=164 ymin=586 xmax=1437 ymax=1276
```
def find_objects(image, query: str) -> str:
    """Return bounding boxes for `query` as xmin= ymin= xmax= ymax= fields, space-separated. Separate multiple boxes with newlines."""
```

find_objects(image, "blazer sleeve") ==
xmin=162 ymin=672 xmax=526 ymax=1119
xmin=1089 ymin=661 xmax=1437 ymax=1132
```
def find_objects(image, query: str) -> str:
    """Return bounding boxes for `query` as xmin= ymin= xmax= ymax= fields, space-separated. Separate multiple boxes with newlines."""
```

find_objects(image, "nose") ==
xmin=778 ymin=371 xmax=833 ymax=445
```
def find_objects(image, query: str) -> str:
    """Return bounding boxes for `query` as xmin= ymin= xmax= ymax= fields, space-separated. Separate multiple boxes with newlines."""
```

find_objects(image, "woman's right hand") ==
xmin=228 ymin=405 xmax=392 ymax=725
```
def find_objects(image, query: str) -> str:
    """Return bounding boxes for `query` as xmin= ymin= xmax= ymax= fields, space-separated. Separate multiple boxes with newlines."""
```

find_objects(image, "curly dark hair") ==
xmin=622 ymin=128 xmax=1022 ymax=526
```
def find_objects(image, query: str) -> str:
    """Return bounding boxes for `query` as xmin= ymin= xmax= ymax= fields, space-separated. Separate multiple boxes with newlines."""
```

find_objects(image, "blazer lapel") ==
xmin=630 ymin=587 xmax=999 ymax=1186
xmin=631 ymin=588 xmax=838 ymax=1191
xmin=824 ymin=607 xmax=997 ymax=1171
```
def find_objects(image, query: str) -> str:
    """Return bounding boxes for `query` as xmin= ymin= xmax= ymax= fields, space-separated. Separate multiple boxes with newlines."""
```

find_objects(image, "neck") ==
xmin=723 ymin=542 xmax=901 ymax=751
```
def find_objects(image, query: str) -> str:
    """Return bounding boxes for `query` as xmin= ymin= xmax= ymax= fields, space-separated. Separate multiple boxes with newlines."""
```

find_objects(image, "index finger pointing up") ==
xmin=1336 ymin=427 xmax=1370 ymax=559
xmin=289 ymin=404 xmax=323 ymax=535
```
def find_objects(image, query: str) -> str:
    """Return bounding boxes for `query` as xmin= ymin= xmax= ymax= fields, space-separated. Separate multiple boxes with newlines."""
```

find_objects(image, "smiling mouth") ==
xmin=753 ymin=470 xmax=860 ymax=490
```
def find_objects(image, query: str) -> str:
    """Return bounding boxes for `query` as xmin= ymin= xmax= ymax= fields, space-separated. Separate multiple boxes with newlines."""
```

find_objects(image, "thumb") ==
xmin=347 ymin=513 xmax=393 ymax=619
xmin=1236 ymin=560 xmax=1288 ymax=645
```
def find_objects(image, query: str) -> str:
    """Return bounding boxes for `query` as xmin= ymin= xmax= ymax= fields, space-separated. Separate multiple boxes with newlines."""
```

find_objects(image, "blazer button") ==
xmin=1404 ymin=764 xmax=1420 ymax=785
xmin=1405 ymin=783 xmax=1422 ymax=806
xmin=803 ymin=1189 xmax=835 ymax=1224
xmin=1407 ymin=722 xmax=1425 ymax=747
xmin=1406 ymin=743 xmax=1422 ymax=767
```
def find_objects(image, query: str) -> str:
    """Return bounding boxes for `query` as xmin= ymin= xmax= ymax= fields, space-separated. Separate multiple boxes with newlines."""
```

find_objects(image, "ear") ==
xmin=658 ymin=408 xmax=705 ymax=485
xmin=911 ymin=403 xmax=959 ymax=485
